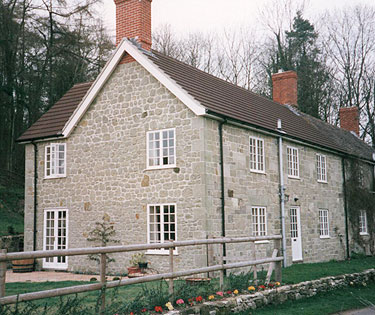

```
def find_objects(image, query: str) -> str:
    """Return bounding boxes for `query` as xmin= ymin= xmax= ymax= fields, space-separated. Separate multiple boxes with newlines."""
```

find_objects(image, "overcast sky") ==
xmin=100 ymin=0 xmax=374 ymax=38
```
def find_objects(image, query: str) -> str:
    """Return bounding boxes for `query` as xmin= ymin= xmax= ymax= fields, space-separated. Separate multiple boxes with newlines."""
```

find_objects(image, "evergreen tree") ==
xmin=270 ymin=11 xmax=333 ymax=119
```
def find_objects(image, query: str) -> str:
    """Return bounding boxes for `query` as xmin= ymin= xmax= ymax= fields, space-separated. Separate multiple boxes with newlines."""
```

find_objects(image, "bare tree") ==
xmin=323 ymin=5 xmax=375 ymax=146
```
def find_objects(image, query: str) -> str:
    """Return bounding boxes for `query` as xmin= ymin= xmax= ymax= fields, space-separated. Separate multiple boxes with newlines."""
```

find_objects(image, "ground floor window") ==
xmin=251 ymin=207 xmax=267 ymax=236
xmin=147 ymin=204 xmax=177 ymax=254
xmin=359 ymin=210 xmax=368 ymax=235
xmin=43 ymin=209 xmax=68 ymax=269
xmin=319 ymin=209 xmax=329 ymax=238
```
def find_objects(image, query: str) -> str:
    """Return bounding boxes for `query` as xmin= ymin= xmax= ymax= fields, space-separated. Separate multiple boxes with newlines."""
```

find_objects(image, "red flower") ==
xmin=226 ymin=291 xmax=232 ymax=295
xmin=154 ymin=306 xmax=163 ymax=313
xmin=258 ymin=285 xmax=266 ymax=290
xmin=130 ymin=312 xmax=134 ymax=315
xmin=196 ymin=296 xmax=203 ymax=302
xmin=141 ymin=309 xmax=147 ymax=313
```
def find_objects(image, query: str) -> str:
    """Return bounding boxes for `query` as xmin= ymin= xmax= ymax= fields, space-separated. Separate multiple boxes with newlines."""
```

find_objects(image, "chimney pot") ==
xmin=272 ymin=70 xmax=298 ymax=107
xmin=339 ymin=106 xmax=360 ymax=136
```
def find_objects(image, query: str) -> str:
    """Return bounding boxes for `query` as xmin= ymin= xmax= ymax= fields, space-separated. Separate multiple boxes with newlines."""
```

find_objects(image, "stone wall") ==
xmin=24 ymin=57 xmax=347 ymax=274
xmin=203 ymin=120 xmax=346 ymax=266
xmin=24 ymin=61 xmax=209 ymax=274
xmin=166 ymin=269 xmax=375 ymax=315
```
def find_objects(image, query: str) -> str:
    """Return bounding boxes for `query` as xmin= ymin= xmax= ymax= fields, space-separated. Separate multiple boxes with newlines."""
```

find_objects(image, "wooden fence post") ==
xmin=250 ymin=241 xmax=257 ymax=285
xmin=0 ymin=249 xmax=6 ymax=298
xmin=168 ymin=244 xmax=174 ymax=298
xmin=100 ymin=253 xmax=106 ymax=314
xmin=219 ymin=244 xmax=224 ymax=290
xmin=274 ymin=239 xmax=282 ymax=283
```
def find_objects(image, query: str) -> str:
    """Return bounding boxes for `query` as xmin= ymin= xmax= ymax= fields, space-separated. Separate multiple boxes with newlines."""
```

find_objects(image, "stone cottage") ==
xmin=18 ymin=0 xmax=375 ymax=273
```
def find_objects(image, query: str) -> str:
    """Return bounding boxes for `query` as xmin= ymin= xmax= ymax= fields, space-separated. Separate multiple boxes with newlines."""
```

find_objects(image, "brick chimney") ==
xmin=272 ymin=70 xmax=298 ymax=107
xmin=340 ymin=106 xmax=360 ymax=136
xmin=114 ymin=0 xmax=152 ymax=50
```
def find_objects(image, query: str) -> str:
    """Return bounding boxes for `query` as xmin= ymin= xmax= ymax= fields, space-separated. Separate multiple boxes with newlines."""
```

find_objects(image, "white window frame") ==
xmin=45 ymin=143 xmax=67 ymax=179
xmin=287 ymin=146 xmax=299 ymax=179
xmin=251 ymin=207 xmax=267 ymax=237
xmin=147 ymin=203 xmax=178 ymax=255
xmin=43 ymin=208 xmax=69 ymax=269
xmin=146 ymin=128 xmax=176 ymax=169
xmin=359 ymin=210 xmax=368 ymax=235
xmin=316 ymin=154 xmax=327 ymax=183
xmin=319 ymin=209 xmax=330 ymax=238
xmin=249 ymin=136 xmax=265 ymax=173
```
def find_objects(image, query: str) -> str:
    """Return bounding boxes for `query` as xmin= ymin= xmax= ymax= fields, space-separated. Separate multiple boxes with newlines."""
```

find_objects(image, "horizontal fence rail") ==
xmin=0 ymin=235 xmax=283 ymax=309
xmin=0 ymin=236 xmax=281 ymax=262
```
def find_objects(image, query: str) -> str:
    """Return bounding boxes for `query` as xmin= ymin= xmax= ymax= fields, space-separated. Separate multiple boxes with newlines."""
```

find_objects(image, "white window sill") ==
xmin=320 ymin=235 xmax=330 ymax=239
xmin=317 ymin=180 xmax=328 ymax=184
xmin=288 ymin=175 xmax=300 ymax=180
xmin=360 ymin=232 xmax=369 ymax=236
xmin=44 ymin=175 xmax=66 ymax=180
xmin=144 ymin=165 xmax=177 ymax=171
xmin=146 ymin=250 xmax=178 ymax=255
xmin=254 ymin=240 xmax=270 ymax=244
xmin=250 ymin=170 xmax=266 ymax=175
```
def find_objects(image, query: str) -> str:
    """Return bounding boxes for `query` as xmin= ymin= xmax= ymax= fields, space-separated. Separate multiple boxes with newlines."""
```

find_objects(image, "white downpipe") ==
xmin=278 ymin=136 xmax=288 ymax=267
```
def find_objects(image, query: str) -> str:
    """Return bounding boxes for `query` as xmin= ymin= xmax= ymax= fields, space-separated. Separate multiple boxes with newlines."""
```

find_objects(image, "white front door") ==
xmin=43 ymin=209 xmax=68 ymax=269
xmin=290 ymin=207 xmax=303 ymax=262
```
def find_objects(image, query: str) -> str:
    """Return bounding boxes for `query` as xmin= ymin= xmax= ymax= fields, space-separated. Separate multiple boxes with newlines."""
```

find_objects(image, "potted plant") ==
xmin=129 ymin=253 xmax=148 ymax=272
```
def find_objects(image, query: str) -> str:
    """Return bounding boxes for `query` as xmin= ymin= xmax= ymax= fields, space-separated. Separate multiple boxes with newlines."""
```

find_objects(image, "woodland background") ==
xmin=1 ymin=0 xmax=374 ymax=182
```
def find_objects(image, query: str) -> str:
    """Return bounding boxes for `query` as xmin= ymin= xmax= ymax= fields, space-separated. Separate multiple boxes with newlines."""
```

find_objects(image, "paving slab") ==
xmin=5 ymin=270 xmax=119 ymax=283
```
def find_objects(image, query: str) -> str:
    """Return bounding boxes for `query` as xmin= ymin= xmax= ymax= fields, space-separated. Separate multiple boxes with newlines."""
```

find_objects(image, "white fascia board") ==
xmin=62 ymin=41 xmax=128 ymax=138
xmin=121 ymin=39 xmax=206 ymax=116
xmin=62 ymin=38 xmax=206 ymax=138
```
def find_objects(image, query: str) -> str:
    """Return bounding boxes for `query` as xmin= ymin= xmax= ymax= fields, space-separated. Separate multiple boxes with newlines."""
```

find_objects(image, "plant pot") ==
xmin=127 ymin=266 xmax=141 ymax=274
xmin=138 ymin=262 xmax=148 ymax=269
xmin=12 ymin=259 xmax=34 ymax=273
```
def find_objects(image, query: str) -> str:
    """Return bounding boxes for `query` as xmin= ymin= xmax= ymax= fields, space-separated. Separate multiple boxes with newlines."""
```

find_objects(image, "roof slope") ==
xmin=146 ymin=50 xmax=374 ymax=160
xmin=17 ymin=44 xmax=375 ymax=162
xmin=17 ymin=82 xmax=93 ymax=142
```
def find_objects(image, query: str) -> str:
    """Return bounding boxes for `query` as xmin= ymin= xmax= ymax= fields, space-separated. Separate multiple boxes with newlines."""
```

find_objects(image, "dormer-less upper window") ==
xmin=45 ymin=143 xmax=66 ymax=178
xmin=147 ymin=129 xmax=176 ymax=169
xmin=249 ymin=136 xmax=265 ymax=173
xmin=287 ymin=146 xmax=299 ymax=178
xmin=316 ymin=154 xmax=327 ymax=182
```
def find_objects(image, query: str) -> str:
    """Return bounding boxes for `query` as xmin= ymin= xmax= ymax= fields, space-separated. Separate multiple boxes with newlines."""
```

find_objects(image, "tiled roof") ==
xmin=17 ymin=47 xmax=375 ymax=162
xmin=147 ymin=51 xmax=375 ymax=160
xmin=17 ymin=82 xmax=93 ymax=142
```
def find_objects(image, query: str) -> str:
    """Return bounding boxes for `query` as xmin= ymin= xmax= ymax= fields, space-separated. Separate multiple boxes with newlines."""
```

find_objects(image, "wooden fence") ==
xmin=0 ymin=235 xmax=283 ymax=311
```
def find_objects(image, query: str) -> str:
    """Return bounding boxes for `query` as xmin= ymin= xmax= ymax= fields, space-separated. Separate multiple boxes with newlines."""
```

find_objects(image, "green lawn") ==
xmin=278 ymin=255 xmax=375 ymax=284
xmin=251 ymin=282 xmax=375 ymax=315
xmin=0 ymin=184 xmax=24 ymax=236
xmin=2 ymin=256 xmax=375 ymax=314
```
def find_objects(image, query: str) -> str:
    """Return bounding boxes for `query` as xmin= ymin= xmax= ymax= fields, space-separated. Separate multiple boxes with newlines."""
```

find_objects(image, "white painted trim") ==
xmin=146 ymin=128 xmax=176 ymax=170
xmin=62 ymin=38 xmax=206 ymax=138
xmin=44 ymin=143 xmax=67 ymax=179
xmin=120 ymin=40 xmax=206 ymax=116
xmin=316 ymin=154 xmax=328 ymax=183
xmin=43 ymin=208 xmax=69 ymax=270
xmin=249 ymin=136 xmax=265 ymax=173
xmin=251 ymin=206 xmax=267 ymax=237
xmin=319 ymin=209 xmax=330 ymax=238
xmin=146 ymin=203 xmax=178 ymax=255
xmin=287 ymin=146 xmax=299 ymax=179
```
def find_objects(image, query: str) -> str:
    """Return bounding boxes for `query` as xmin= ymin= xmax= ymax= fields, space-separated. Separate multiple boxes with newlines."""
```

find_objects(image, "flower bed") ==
xmin=115 ymin=269 xmax=375 ymax=314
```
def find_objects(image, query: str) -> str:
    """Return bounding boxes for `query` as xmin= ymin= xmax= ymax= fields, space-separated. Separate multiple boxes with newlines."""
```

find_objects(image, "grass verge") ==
xmin=251 ymin=282 xmax=375 ymax=315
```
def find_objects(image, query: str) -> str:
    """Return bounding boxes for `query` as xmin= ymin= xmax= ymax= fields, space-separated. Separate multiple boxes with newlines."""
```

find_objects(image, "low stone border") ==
xmin=166 ymin=269 xmax=375 ymax=315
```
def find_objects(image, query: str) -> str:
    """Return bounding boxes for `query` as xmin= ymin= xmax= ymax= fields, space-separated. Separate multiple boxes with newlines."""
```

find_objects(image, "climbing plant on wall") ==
xmin=345 ymin=159 xmax=375 ymax=255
